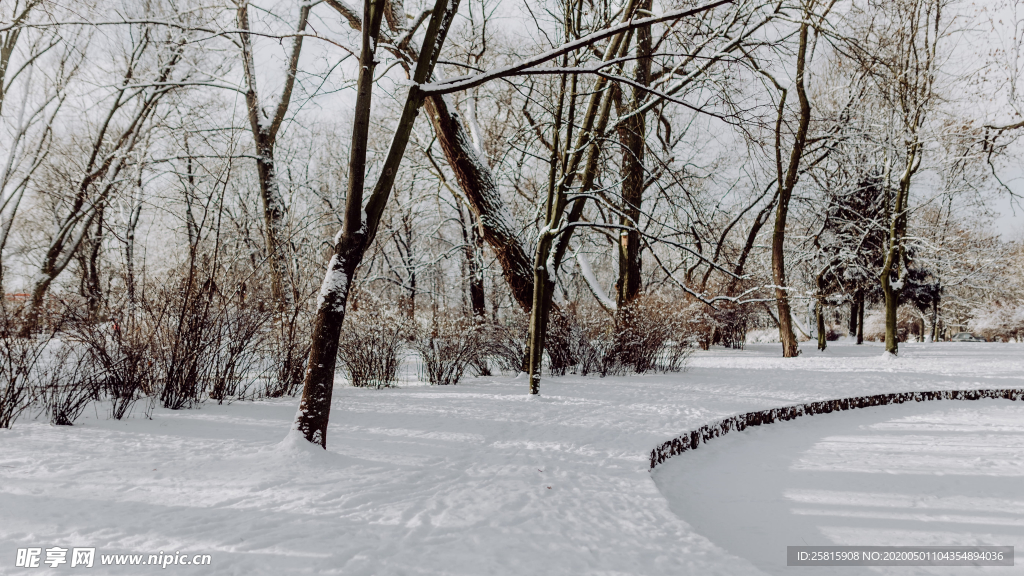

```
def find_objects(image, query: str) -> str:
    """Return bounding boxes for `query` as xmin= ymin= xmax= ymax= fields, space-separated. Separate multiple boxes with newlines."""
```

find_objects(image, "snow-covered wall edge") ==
xmin=648 ymin=388 xmax=1024 ymax=470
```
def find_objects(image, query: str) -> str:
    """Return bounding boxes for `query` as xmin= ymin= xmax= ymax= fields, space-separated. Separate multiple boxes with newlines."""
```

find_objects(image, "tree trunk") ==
xmin=294 ymin=0 xmax=460 ymax=446
xmin=615 ymin=0 xmax=652 ymax=309
xmin=815 ymin=302 xmax=826 ymax=350
xmin=254 ymin=138 xmax=294 ymax=308
xmin=527 ymin=239 xmax=557 ymax=395
xmin=771 ymin=15 xmax=812 ymax=358
xmin=237 ymin=0 xmax=310 ymax=311
xmin=424 ymin=95 xmax=535 ymax=311
xmin=856 ymin=292 xmax=865 ymax=344
xmin=459 ymin=203 xmax=486 ymax=318
xmin=882 ymin=279 xmax=899 ymax=352
xmin=82 ymin=206 xmax=105 ymax=319
xmin=848 ymin=297 xmax=858 ymax=337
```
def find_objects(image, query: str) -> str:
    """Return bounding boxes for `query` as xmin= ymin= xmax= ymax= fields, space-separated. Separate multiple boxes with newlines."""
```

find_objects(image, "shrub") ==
xmin=479 ymin=313 xmax=529 ymax=374
xmin=546 ymin=303 xmax=614 ymax=376
xmin=0 ymin=336 xmax=45 ymax=428
xmin=415 ymin=316 xmax=481 ymax=385
xmin=152 ymin=278 xmax=221 ymax=409
xmin=263 ymin=308 xmax=310 ymax=398
xmin=605 ymin=293 xmax=694 ymax=375
xmin=72 ymin=314 xmax=158 ymax=420
xmin=0 ymin=306 xmax=66 ymax=428
xmin=204 ymin=300 xmax=267 ymax=401
xmin=337 ymin=304 xmax=407 ymax=388
xmin=35 ymin=344 xmax=98 ymax=426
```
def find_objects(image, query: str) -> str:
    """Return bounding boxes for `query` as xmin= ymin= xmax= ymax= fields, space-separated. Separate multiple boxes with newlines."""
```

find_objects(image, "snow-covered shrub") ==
xmin=209 ymin=301 xmax=274 ymax=401
xmin=0 ymin=334 xmax=46 ymax=428
xmin=970 ymin=302 xmax=1024 ymax=342
xmin=478 ymin=313 xmax=529 ymax=374
xmin=337 ymin=304 xmax=407 ymax=388
xmin=605 ymin=293 xmax=693 ymax=375
xmin=34 ymin=344 xmax=98 ymax=426
xmin=0 ymin=306 xmax=67 ymax=428
xmin=546 ymin=302 xmax=614 ymax=376
xmin=150 ymin=277 xmax=222 ymax=410
xmin=680 ymin=299 xmax=757 ymax=350
xmin=415 ymin=316 xmax=481 ymax=385
xmin=72 ymin=314 xmax=158 ymax=419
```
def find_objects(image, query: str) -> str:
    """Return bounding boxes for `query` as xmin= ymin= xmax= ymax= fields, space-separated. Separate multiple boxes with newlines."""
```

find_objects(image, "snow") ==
xmin=315 ymin=254 xmax=349 ymax=312
xmin=574 ymin=248 xmax=617 ymax=311
xmin=654 ymin=400 xmax=1024 ymax=575
xmin=2 ymin=342 xmax=1023 ymax=574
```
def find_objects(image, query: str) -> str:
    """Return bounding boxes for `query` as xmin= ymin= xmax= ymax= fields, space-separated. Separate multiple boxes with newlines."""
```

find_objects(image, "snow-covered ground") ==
xmin=655 ymin=400 xmax=1024 ymax=575
xmin=2 ymin=342 xmax=1023 ymax=575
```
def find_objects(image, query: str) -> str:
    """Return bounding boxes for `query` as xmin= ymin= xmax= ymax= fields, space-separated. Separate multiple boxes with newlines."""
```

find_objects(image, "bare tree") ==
xmin=235 ymin=0 xmax=311 ymax=309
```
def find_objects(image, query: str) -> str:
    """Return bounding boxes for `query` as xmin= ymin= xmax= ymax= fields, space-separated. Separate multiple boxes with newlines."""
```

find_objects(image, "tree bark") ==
xmin=771 ymin=15 xmax=812 ymax=358
xmin=295 ymin=0 xmax=460 ymax=446
xmin=856 ymin=291 xmax=865 ymax=344
xmin=615 ymin=0 xmax=652 ymax=309
xmin=237 ymin=0 xmax=310 ymax=309
xmin=423 ymin=95 xmax=535 ymax=311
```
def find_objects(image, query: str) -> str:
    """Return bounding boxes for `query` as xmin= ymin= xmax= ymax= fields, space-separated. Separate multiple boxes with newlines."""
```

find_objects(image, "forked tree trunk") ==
xmin=237 ymin=0 xmax=310 ymax=310
xmin=880 ymin=146 xmax=917 ymax=356
xmin=294 ymin=0 xmax=460 ymax=447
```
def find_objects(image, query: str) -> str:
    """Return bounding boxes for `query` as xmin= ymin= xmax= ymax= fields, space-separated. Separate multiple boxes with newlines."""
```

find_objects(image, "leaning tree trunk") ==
xmin=424 ymin=95 xmax=535 ymax=311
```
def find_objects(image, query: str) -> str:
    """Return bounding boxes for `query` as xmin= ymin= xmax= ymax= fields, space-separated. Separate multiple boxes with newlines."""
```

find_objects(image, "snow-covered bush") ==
xmin=260 ymin=307 xmax=310 ymax=399
xmin=546 ymin=302 xmax=614 ymax=376
xmin=0 ymin=333 xmax=47 ymax=428
xmin=72 ymin=315 xmax=158 ymax=419
xmin=478 ymin=313 xmax=529 ymax=374
xmin=0 ymin=306 xmax=70 ymax=428
xmin=605 ymin=293 xmax=694 ymax=375
xmin=337 ymin=304 xmax=407 ymax=388
xmin=149 ymin=276 xmax=223 ymax=410
xmin=862 ymin=305 xmax=921 ymax=342
xmin=415 ymin=316 xmax=481 ymax=385
xmin=969 ymin=302 xmax=1024 ymax=342
xmin=34 ymin=344 xmax=97 ymax=426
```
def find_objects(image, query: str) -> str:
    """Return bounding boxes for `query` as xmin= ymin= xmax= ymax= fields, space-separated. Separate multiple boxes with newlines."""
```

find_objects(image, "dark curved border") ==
xmin=649 ymin=388 xmax=1024 ymax=470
